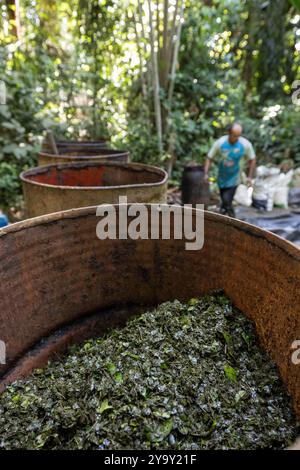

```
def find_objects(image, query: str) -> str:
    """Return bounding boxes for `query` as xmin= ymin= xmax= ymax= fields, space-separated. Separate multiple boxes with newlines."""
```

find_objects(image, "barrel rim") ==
xmin=183 ymin=164 xmax=205 ymax=172
xmin=39 ymin=149 xmax=130 ymax=160
xmin=42 ymin=139 xmax=110 ymax=147
xmin=1 ymin=205 xmax=299 ymax=259
xmin=57 ymin=139 xmax=110 ymax=144
xmin=20 ymin=162 xmax=168 ymax=191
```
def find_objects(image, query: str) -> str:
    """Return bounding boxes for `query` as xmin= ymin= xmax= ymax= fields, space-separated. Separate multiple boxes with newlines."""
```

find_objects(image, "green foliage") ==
xmin=242 ymin=104 xmax=300 ymax=164
xmin=224 ymin=365 xmax=237 ymax=382
xmin=124 ymin=0 xmax=300 ymax=179
xmin=290 ymin=0 xmax=300 ymax=11
xmin=0 ymin=70 xmax=41 ymax=209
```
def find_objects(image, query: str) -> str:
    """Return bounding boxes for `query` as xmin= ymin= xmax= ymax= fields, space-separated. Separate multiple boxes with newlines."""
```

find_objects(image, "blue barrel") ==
xmin=0 ymin=214 xmax=9 ymax=228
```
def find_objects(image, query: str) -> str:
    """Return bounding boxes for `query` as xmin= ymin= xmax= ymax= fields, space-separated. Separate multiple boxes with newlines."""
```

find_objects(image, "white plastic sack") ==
xmin=234 ymin=184 xmax=253 ymax=207
xmin=256 ymin=166 xmax=280 ymax=178
xmin=273 ymin=170 xmax=294 ymax=209
xmin=252 ymin=180 xmax=268 ymax=201
xmin=274 ymin=187 xmax=289 ymax=209
xmin=253 ymin=169 xmax=293 ymax=211
xmin=253 ymin=170 xmax=282 ymax=212
xmin=266 ymin=186 xmax=276 ymax=211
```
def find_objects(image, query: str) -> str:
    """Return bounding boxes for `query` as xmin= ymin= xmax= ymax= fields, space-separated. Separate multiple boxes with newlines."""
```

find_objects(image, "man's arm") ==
xmin=204 ymin=158 xmax=212 ymax=182
xmin=248 ymin=158 xmax=256 ymax=182
xmin=204 ymin=139 xmax=219 ymax=181
xmin=245 ymin=141 xmax=256 ymax=186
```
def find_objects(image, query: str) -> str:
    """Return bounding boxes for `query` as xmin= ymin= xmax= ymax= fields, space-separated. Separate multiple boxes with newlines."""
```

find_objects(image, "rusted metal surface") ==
xmin=41 ymin=139 xmax=109 ymax=154
xmin=182 ymin=164 xmax=210 ymax=207
xmin=21 ymin=162 xmax=168 ymax=218
xmin=38 ymin=148 xmax=130 ymax=166
xmin=0 ymin=207 xmax=299 ymax=427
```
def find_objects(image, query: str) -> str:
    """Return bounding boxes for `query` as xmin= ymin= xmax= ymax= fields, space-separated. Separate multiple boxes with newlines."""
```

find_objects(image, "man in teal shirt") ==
xmin=204 ymin=123 xmax=256 ymax=217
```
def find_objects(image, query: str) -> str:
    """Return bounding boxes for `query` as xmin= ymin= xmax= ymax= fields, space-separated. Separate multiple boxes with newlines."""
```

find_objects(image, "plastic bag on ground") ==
xmin=253 ymin=173 xmax=280 ymax=211
xmin=273 ymin=170 xmax=294 ymax=209
xmin=256 ymin=166 xmax=280 ymax=178
xmin=253 ymin=167 xmax=293 ymax=211
xmin=234 ymin=184 xmax=253 ymax=207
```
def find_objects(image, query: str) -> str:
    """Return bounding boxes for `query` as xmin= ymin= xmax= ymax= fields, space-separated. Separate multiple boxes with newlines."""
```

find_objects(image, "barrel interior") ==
xmin=0 ymin=207 xmax=299 ymax=449
xmin=23 ymin=164 xmax=165 ymax=188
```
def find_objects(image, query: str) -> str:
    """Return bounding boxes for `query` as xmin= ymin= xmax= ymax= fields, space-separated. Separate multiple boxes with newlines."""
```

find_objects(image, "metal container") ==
xmin=41 ymin=139 xmax=109 ymax=154
xmin=182 ymin=164 xmax=210 ymax=207
xmin=0 ymin=206 xmax=299 ymax=429
xmin=21 ymin=162 xmax=168 ymax=218
xmin=38 ymin=148 xmax=130 ymax=166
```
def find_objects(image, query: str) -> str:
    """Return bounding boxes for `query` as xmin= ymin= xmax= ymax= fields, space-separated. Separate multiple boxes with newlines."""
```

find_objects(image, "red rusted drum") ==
xmin=21 ymin=162 xmax=168 ymax=218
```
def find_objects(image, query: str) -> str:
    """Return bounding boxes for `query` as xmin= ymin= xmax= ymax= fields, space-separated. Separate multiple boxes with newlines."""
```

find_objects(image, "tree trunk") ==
xmin=160 ymin=0 xmax=169 ymax=90
xmin=148 ymin=0 xmax=163 ymax=156
xmin=5 ymin=0 xmax=21 ymax=39
xmin=165 ymin=0 xmax=185 ymax=176
xmin=168 ymin=0 xmax=184 ymax=107
xmin=137 ymin=0 xmax=153 ymax=116
xmin=132 ymin=13 xmax=148 ymax=100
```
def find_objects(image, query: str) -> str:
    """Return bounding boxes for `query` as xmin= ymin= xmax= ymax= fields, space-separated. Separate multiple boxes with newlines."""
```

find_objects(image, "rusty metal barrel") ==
xmin=41 ymin=139 xmax=109 ymax=154
xmin=182 ymin=164 xmax=210 ymax=207
xmin=38 ymin=148 xmax=130 ymax=166
xmin=0 ymin=207 xmax=299 ymax=430
xmin=21 ymin=162 xmax=168 ymax=218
